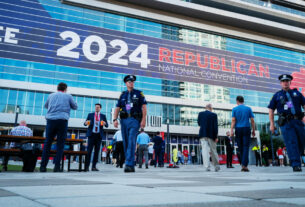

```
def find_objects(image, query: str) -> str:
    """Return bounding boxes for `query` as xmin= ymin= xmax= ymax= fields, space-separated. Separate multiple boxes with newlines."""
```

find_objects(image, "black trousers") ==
xmin=22 ymin=150 xmax=38 ymax=172
xmin=115 ymin=141 xmax=125 ymax=167
xmin=255 ymin=152 xmax=262 ymax=166
xmin=154 ymin=148 xmax=163 ymax=166
xmin=85 ymin=133 xmax=102 ymax=169
xmin=227 ymin=148 xmax=233 ymax=167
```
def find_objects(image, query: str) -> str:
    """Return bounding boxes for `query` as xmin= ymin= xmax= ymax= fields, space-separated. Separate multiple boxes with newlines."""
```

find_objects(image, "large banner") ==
xmin=0 ymin=0 xmax=304 ymax=94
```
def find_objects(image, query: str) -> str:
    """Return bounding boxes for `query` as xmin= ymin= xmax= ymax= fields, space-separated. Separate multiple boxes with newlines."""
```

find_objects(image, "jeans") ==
xmin=41 ymin=119 xmax=68 ymax=169
xmin=235 ymin=127 xmax=251 ymax=167
xmin=121 ymin=117 xmax=140 ymax=167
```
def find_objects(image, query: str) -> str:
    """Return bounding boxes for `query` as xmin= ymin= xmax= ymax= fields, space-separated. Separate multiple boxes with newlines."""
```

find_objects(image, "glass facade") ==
xmin=1 ymin=0 xmax=304 ymax=108
xmin=0 ymin=88 xmax=271 ymax=133
xmin=182 ymin=0 xmax=305 ymax=18
xmin=0 ymin=0 xmax=301 ymax=136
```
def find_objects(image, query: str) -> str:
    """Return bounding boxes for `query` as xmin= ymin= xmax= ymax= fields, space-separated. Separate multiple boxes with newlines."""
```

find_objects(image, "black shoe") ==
xmin=293 ymin=166 xmax=302 ymax=172
xmin=84 ymin=167 xmax=89 ymax=172
xmin=146 ymin=164 xmax=148 ymax=169
xmin=229 ymin=166 xmax=234 ymax=168
xmin=40 ymin=167 xmax=47 ymax=172
xmin=92 ymin=167 xmax=99 ymax=171
xmin=53 ymin=167 xmax=63 ymax=172
xmin=116 ymin=164 xmax=119 ymax=168
xmin=124 ymin=166 xmax=135 ymax=173
xmin=138 ymin=165 xmax=142 ymax=168
xmin=241 ymin=166 xmax=249 ymax=172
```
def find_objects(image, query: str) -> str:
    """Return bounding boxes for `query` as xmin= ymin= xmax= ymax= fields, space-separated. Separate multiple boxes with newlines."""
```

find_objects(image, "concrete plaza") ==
xmin=0 ymin=162 xmax=305 ymax=207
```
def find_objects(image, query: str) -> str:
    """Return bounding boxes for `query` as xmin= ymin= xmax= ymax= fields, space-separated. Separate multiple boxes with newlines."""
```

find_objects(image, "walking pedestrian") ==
xmin=268 ymin=74 xmax=305 ymax=172
xmin=198 ymin=103 xmax=220 ymax=172
xmin=113 ymin=75 xmax=147 ymax=173
xmin=136 ymin=128 xmax=150 ymax=169
xmin=230 ymin=96 xmax=255 ymax=172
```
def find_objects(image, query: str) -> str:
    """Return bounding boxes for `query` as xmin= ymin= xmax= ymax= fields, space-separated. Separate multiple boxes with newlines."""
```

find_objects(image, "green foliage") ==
xmin=260 ymin=132 xmax=285 ymax=158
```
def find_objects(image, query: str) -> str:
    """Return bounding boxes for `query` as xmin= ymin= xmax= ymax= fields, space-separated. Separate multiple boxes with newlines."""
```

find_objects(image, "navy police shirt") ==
xmin=268 ymin=89 xmax=305 ymax=115
xmin=116 ymin=89 xmax=147 ymax=114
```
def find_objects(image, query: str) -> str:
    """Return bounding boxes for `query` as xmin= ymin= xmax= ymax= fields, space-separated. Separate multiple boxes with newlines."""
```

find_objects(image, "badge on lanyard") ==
xmin=284 ymin=104 xmax=288 ymax=110
xmin=286 ymin=101 xmax=293 ymax=108
xmin=126 ymin=104 xmax=132 ymax=110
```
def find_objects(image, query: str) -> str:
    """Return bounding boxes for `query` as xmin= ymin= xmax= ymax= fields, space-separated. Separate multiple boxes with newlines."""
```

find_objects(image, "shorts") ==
xmin=102 ymin=152 xmax=107 ymax=157
xmin=279 ymin=155 xmax=284 ymax=159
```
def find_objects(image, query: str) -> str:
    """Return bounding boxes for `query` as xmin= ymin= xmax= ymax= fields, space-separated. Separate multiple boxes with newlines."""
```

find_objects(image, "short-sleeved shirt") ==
xmin=232 ymin=104 xmax=254 ymax=128
xmin=183 ymin=150 xmax=189 ymax=157
xmin=116 ymin=89 xmax=147 ymax=115
xmin=137 ymin=132 xmax=150 ymax=145
xmin=10 ymin=125 xmax=33 ymax=148
xmin=114 ymin=130 xmax=123 ymax=142
xmin=277 ymin=148 xmax=284 ymax=156
xmin=45 ymin=92 xmax=77 ymax=120
xmin=268 ymin=89 xmax=305 ymax=115
xmin=148 ymin=145 xmax=154 ymax=154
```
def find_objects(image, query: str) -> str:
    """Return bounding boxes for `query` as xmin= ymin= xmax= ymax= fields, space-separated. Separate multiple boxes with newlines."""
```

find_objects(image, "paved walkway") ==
xmin=0 ymin=162 xmax=305 ymax=207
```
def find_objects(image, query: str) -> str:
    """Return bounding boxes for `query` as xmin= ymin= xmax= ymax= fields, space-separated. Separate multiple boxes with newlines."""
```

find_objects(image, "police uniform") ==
xmin=268 ymin=74 xmax=305 ymax=171
xmin=116 ymin=75 xmax=147 ymax=172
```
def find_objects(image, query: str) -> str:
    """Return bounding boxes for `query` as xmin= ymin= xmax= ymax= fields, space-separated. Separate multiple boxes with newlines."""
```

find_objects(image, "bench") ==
xmin=0 ymin=135 xmax=87 ymax=172
xmin=0 ymin=148 xmax=87 ymax=172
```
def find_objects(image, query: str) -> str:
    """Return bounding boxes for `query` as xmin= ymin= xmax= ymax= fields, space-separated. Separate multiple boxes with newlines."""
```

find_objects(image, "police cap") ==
xmin=278 ymin=74 xmax=293 ymax=81
xmin=123 ymin=75 xmax=136 ymax=82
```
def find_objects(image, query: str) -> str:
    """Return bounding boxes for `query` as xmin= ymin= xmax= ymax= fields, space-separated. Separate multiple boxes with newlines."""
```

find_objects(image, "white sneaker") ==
xmin=215 ymin=166 xmax=220 ymax=172
xmin=206 ymin=168 xmax=211 ymax=172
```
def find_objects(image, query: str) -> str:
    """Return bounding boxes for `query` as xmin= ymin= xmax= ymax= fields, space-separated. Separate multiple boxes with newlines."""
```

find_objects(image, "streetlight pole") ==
xmin=270 ymin=131 xmax=275 ymax=166
xmin=167 ymin=118 xmax=170 ymax=164
xmin=14 ymin=105 xmax=20 ymax=126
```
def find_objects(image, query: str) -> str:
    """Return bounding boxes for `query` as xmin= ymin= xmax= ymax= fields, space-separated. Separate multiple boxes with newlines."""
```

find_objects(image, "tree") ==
xmin=260 ymin=132 xmax=285 ymax=161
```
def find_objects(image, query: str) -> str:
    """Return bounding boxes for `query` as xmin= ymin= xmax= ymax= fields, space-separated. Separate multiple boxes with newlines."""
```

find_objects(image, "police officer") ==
xmin=113 ymin=75 xmax=147 ymax=173
xmin=268 ymin=74 xmax=305 ymax=172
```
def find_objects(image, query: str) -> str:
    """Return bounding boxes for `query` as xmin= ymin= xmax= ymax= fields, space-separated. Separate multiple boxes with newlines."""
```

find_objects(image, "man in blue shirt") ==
xmin=84 ymin=103 xmax=108 ymax=171
xmin=136 ymin=128 xmax=150 ymax=169
xmin=268 ymin=74 xmax=305 ymax=172
xmin=113 ymin=75 xmax=147 ymax=173
xmin=40 ymin=82 xmax=77 ymax=172
xmin=230 ymin=96 xmax=255 ymax=172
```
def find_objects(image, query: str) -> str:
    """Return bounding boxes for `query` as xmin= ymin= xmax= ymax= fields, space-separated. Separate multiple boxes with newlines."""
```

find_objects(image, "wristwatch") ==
xmin=113 ymin=119 xmax=118 ymax=122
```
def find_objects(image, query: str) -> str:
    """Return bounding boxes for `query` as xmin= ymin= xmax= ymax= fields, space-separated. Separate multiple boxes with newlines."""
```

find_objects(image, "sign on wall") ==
xmin=0 ymin=0 xmax=304 ymax=93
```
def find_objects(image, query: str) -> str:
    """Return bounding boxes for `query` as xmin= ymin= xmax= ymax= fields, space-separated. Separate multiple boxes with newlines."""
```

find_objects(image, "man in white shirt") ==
xmin=114 ymin=129 xmax=124 ymax=168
